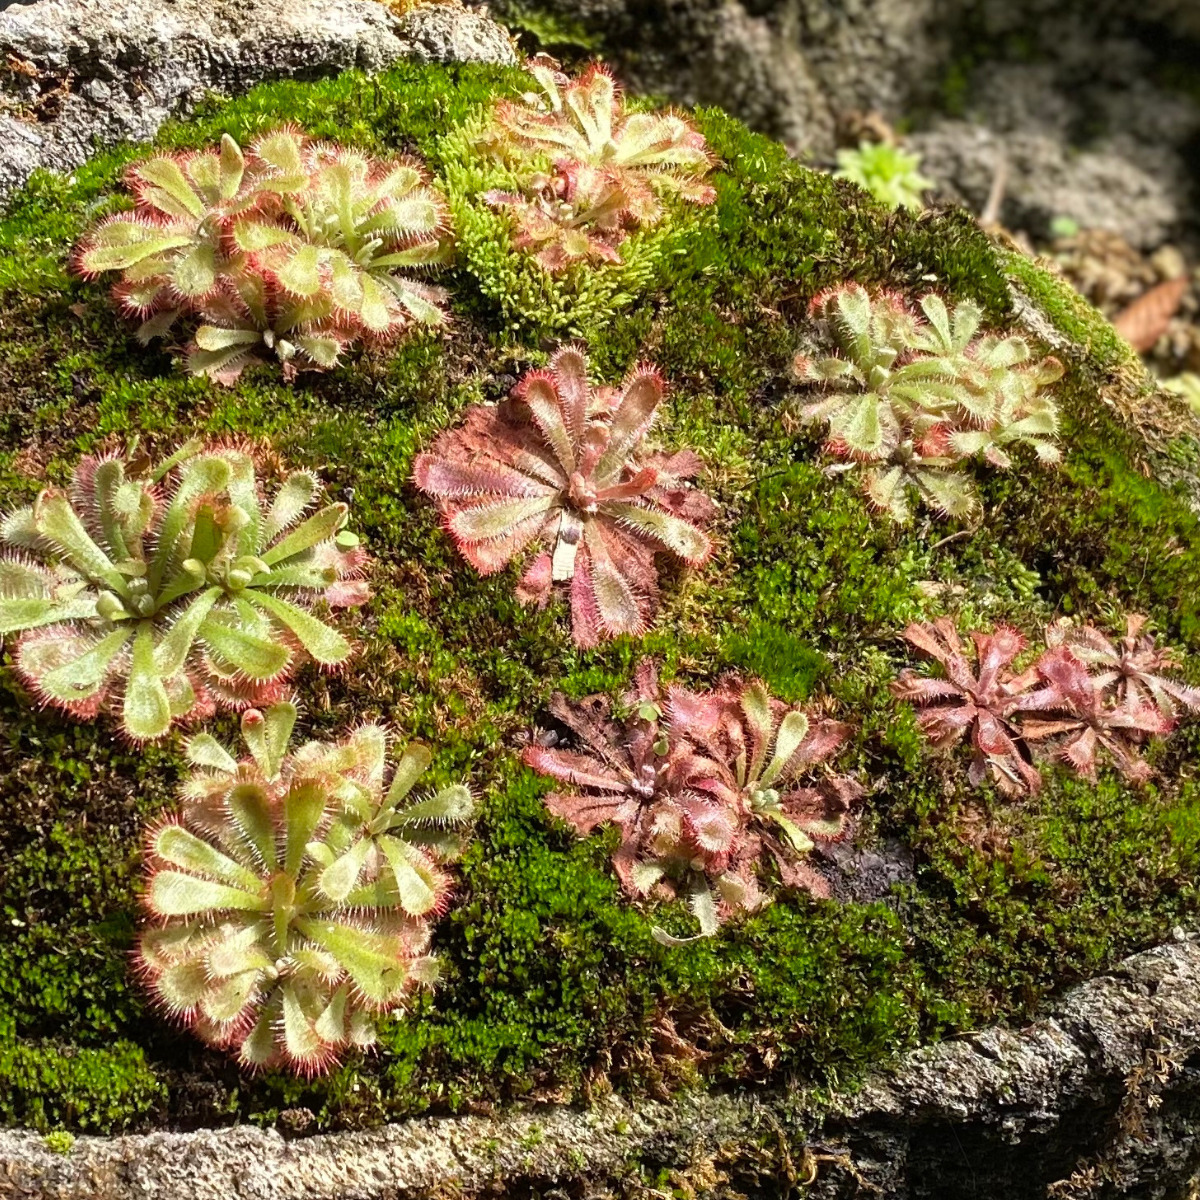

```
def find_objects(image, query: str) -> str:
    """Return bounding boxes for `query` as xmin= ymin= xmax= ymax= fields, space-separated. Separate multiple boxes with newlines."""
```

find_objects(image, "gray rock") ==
xmin=0 ymin=0 xmax=516 ymax=199
xmin=909 ymin=120 xmax=1187 ymax=251
xmin=490 ymin=0 xmax=1200 ymax=248
xmin=492 ymin=0 xmax=946 ymax=156
xmin=4 ymin=934 xmax=1200 ymax=1198
xmin=963 ymin=0 xmax=1200 ymax=50
xmin=904 ymin=49 xmax=1200 ymax=250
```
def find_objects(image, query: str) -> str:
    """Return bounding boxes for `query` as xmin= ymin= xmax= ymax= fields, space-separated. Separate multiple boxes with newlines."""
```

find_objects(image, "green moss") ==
xmin=722 ymin=622 xmax=829 ymax=703
xmin=1001 ymin=249 xmax=1136 ymax=373
xmin=0 ymin=1038 xmax=166 ymax=1133
xmin=1 ymin=57 xmax=1200 ymax=1135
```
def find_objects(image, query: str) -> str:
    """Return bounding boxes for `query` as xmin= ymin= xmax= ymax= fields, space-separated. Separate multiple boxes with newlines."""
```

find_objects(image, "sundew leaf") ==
xmin=148 ymin=871 xmax=267 ymax=916
xmin=202 ymin=970 xmax=261 ymax=1024
xmin=297 ymin=920 xmax=410 ymax=1006
xmin=124 ymin=625 xmax=172 ymax=740
xmin=385 ymin=745 xmax=435 ymax=810
xmin=760 ymin=709 xmax=810 ymax=789
xmin=33 ymin=627 xmax=131 ymax=703
xmin=244 ymin=590 xmax=352 ymax=665
xmin=603 ymin=502 xmax=711 ymax=563
xmin=79 ymin=221 xmax=194 ymax=271
xmin=199 ymin=614 xmax=291 ymax=679
xmin=34 ymin=493 xmax=127 ymax=592
xmin=186 ymin=733 xmax=238 ymax=774
xmin=261 ymin=504 xmax=347 ymax=565
xmin=318 ymin=839 xmax=373 ymax=903
xmin=263 ymin=472 xmax=319 ymax=542
xmin=391 ymin=783 xmax=474 ymax=828
xmin=377 ymin=834 xmax=440 ymax=915
xmin=687 ymin=878 xmax=720 ymax=936
xmin=137 ymin=156 xmax=207 ymax=219
xmin=153 ymin=825 xmax=262 ymax=890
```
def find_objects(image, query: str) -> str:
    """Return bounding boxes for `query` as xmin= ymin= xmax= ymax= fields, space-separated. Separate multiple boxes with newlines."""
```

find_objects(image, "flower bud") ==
xmin=95 ymin=592 xmax=128 ymax=622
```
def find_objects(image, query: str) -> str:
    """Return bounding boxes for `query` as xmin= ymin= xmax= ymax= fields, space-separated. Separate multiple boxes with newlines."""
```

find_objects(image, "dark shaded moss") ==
xmin=2 ymin=60 xmax=1200 ymax=1134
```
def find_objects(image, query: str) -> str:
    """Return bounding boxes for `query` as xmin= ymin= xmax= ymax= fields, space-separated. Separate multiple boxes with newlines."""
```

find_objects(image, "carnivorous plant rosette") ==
xmin=0 ymin=440 xmax=369 ymax=739
xmin=891 ymin=619 xmax=1064 ymax=797
xmin=893 ymin=615 xmax=1196 ymax=793
xmin=138 ymin=702 xmax=475 ymax=1074
xmin=74 ymin=128 xmax=454 ymax=381
xmin=479 ymin=58 xmax=716 ymax=270
xmin=413 ymin=347 xmax=716 ymax=646
xmin=795 ymin=284 xmax=1063 ymax=523
xmin=525 ymin=664 xmax=864 ymax=938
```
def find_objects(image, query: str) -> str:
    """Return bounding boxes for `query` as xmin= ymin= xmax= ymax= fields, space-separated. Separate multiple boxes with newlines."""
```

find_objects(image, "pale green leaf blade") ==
xmin=33 ymin=626 xmax=131 ymax=704
xmin=199 ymin=614 xmax=291 ymax=680
xmin=392 ymin=783 xmax=474 ymax=828
xmin=600 ymin=502 xmax=711 ymax=564
xmin=244 ymin=590 xmax=352 ymax=665
xmin=123 ymin=625 xmax=173 ymax=740
xmin=148 ymin=870 xmax=266 ymax=915
xmin=318 ymin=838 xmax=372 ymax=902
xmin=260 ymin=504 xmax=347 ymax=566
xmin=759 ymin=709 xmax=810 ymax=789
xmin=33 ymin=493 xmax=126 ymax=591
xmin=185 ymin=732 xmax=239 ymax=774
xmin=377 ymin=834 xmax=439 ymax=916
xmin=152 ymin=824 xmax=262 ymax=889
xmin=136 ymin=157 xmax=206 ymax=219
xmin=385 ymin=745 xmax=432 ymax=809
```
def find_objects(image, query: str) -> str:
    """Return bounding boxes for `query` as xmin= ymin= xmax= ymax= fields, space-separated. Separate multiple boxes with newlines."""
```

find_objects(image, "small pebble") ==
xmin=1151 ymin=245 xmax=1186 ymax=281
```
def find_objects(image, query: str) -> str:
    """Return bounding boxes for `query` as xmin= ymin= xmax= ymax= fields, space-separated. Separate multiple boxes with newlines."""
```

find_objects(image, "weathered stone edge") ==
xmin=2 ymin=933 xmax=1198 ymax=1199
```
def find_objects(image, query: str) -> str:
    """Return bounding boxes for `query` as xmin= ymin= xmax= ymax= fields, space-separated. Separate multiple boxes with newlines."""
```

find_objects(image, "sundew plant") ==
xmin=139 ymin=702 xmax=474 ymax=1073
xmin=74 ymin=129 xmax=454 ymax=380
xmin=0 ymin=441 xmax=368 ymax=739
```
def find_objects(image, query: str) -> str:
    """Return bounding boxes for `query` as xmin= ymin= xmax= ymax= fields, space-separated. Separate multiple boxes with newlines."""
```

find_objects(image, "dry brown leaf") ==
xmin=1111 ymin=276 xmax=1188 ymax=353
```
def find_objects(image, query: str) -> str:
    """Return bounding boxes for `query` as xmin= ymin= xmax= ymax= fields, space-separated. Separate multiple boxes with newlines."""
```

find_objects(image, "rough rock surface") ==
xmin=489 ymin=0 xmax=1200 ymax=248
xmin=908 ymin=49 xmax=1200 ymax=250
xmin=0 ymin=0 xmax=516 ymax=198
xmin=494 ymin=0 xmax=946 ymax=155
xmin=3 ymin=934 xmax=1200 ymax=1198
xmin=909 ymin=121 xmax=1190 ymax=251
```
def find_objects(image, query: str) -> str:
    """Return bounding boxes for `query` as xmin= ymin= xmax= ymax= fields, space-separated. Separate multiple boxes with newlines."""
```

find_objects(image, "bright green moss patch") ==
xmin=1 ymin=1038 xmax=166 ymax=1133
xmin=1001 ymin=248 xmax=1136 ymax=374
xmin=3 ymin=60 xmax=1200 ymax=1133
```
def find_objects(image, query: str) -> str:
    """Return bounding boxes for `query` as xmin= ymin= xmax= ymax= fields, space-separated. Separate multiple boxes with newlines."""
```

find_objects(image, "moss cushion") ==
xmin=2 ymin=60 xmax=1200 ymax=1134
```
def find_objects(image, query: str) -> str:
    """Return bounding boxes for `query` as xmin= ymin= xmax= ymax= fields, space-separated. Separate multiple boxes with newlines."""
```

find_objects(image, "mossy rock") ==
xmin=2 ymin=55 xmax=1200 ymax=1153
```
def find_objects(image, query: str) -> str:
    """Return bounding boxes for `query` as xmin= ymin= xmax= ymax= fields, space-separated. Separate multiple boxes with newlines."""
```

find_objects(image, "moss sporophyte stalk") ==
xmin=2 ymin=53 xmax=1200 ymax=1124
